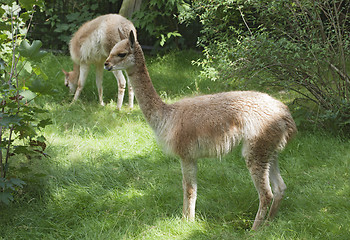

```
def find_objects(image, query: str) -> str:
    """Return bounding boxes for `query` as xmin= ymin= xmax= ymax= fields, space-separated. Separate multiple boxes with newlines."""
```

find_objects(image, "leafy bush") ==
xmin=30 ymin=0 xmax=123 ymax=51
xmin=182 ymin=0 xmax=350 ymax=134
xmin=133 ymin=0 xmax=196 ymax=48
xmin=27 ymin=0 xmax=199 ymax=51
xmin=0 ymin=0 xmax=52 ymax=204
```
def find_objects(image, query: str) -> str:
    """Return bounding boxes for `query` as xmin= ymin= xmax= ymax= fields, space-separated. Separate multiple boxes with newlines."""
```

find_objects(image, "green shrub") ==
xmin=29 ymin=0 xmax=123 ymax=51
xmin=133 ymin=0 xmax=198 ymax=49
xmin=0 ymin=0 xmax=52 ymax=204
xmin=182 ymin=0 xmax=350 ymax=135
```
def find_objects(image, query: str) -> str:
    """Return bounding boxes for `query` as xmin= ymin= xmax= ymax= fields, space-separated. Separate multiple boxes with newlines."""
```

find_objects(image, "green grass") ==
xmin=1 ymin=51 xmax=350 ymax=239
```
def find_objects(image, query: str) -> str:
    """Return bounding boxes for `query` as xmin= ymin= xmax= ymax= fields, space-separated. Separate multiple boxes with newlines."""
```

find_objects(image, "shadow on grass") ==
xmin=4 ymin=131 xmax=350 ymax=239
xmin=0 ymin=138 xmax=260 ymax=239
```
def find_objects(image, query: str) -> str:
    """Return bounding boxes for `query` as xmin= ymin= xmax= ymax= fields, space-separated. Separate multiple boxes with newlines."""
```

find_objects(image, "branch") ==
xmin=328 ymin=62 xmax=350 ymax=85
xmin=0 ymin=108 xmax=3 ymax=178
xmin=3 ymin=126 xmax=14 ymax=179
xmin=9 ymin=6 xmax=18 ymax=86
xmin=238 ymin=6 xmax=253 ymax=37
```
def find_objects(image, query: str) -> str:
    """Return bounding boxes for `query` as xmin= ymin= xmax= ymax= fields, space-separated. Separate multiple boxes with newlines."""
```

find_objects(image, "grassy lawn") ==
xmin=0 ymin=51 xmax=349 ymax=239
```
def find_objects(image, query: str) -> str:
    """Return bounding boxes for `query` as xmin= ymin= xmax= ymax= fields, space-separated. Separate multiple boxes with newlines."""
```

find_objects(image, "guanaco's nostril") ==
xmin=104 ymin=62 xmax=112 ymax=71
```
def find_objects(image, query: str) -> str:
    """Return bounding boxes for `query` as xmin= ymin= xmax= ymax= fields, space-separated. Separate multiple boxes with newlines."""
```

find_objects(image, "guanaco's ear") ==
xmin=62 ymin=69 xmax=69 ymax=77
xmin=129 ymin=30 xmax=135 ymax=49
xmin=118 ymin=28 xmax=127 ymax=40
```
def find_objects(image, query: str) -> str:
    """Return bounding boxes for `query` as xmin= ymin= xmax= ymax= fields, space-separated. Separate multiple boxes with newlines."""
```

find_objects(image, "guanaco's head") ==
xmin=62 ymin=68 xmax=79 ymax=93
xmin=104 ymin=30 xmax=136 ymax=72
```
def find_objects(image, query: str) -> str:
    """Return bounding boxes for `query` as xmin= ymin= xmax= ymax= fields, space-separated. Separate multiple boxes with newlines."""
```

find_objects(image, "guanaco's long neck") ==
xmin=127 ymin=43 xmax=169 ymax=128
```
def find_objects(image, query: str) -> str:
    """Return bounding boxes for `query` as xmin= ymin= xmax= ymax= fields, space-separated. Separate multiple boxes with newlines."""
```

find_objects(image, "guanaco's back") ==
xmin=70 ymin=14 xmax=136 ymax=65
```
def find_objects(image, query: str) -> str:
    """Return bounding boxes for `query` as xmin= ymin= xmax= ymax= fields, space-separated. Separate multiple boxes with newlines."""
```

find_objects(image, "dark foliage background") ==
xmin=29 ymin=0 xmax=123 ymax=52
xmin=28 ymin=0 xmax=200 ymax=52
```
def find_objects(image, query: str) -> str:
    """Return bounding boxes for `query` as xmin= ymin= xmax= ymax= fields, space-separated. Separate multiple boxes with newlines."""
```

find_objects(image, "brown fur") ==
xmin=104 ymin=31 xmax=297 ymax=230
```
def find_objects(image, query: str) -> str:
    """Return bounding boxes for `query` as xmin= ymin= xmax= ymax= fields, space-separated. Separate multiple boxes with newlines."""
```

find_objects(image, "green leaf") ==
xmin=66 ymin=13 xmax=80 ymax=21
xmin=23 ymin=61 xmax=33 ymax=73
xmin=9 ymin=178 xmax=26 ymax=188
xmin=16 ymin=124 xmax=37 ymax=139
xmin=28 ymin=78 xmax=53 ymax=95
xmin=0 ymin=191 xmax=13 ymax=205
xmin=13 ymin=145 xmax=32 ymax=155
xmin=17 ymin=40 xmax=47 ymax=61
xmin=0 ymin=22 xmax=11 ymax=32
xmin=37 ymin=119 xmax=52 ymax=129
xmin=160 ymin=34 xmax=166 ymax=47
xmin=0 ymin=179 xmax=5 ymax=189
xmin=32 ymin=65 xmax=48 ymax=80
xmin=0 ymin=114 xmax=22 ymax=127
xmin=18 ymin=0 xmax=43 ymax=10
xmin=0 ymin=8 xmax=5 ymax=17
xmin=167 ymin=31 xmax=181 ymax=38
xmin=0 ymin=58 xmax=6 ymax=70
xmin=54 ymin=24 xmax=70 ymax=32
xmin=19 ymin=90 xmax=37 ymax=103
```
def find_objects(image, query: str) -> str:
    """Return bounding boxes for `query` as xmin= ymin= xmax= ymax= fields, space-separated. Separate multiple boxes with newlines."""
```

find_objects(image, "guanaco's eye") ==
xmin=118 ymin=53 xmax=127 ymax=58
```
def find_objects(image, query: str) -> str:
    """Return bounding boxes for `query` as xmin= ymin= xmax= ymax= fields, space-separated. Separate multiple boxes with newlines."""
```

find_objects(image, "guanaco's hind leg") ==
xmin=249 ymin=162 xmax=273 ymax=230
xmin=268 ymin=154 xmax=286 ymax=220
xmin=73 ymin=64 xmax=90 ymax=103
xmin=243 ymin=141 xmax=274 ymax=230
xmin=181 ymin=159 xmax=198 ymax=221
xmin=113 ymin=70 xmax=126 ymax=110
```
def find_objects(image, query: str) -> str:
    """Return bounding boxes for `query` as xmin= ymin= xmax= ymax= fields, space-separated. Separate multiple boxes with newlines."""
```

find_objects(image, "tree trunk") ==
xmin=119 ymin=0 xmax=142 ymax=20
